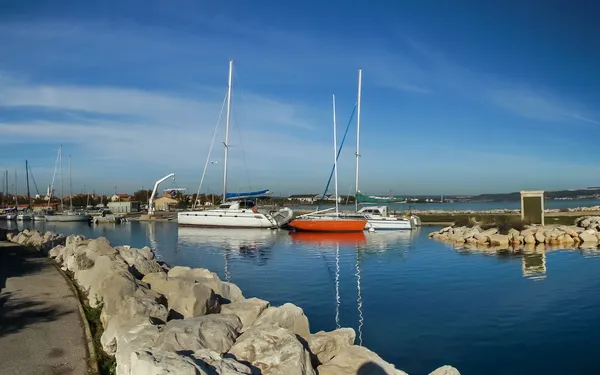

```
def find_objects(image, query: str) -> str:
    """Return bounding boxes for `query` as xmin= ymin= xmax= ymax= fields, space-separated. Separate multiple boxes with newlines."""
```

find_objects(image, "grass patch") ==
xmin=64 ymin=270 xmax=116 ymax=375
xmin=83 ymin=303 xmax=116 ymax=375
xmin=544 ymin=215 xmax=577 ymax=225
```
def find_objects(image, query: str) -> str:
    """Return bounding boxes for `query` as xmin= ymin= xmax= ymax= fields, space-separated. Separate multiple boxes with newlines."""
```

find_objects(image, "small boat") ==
xmin=5 ymin=210 xmax=17 ymax=220
xmin=45 ymin=211 xmax=90 ymax=222
xmin=17 ymin=211 xmax=33 ymax=221
xmin=357 ymin=206 xmax=414 ymax=230
xmin=288 ymin=94 xmax=366 ymax=233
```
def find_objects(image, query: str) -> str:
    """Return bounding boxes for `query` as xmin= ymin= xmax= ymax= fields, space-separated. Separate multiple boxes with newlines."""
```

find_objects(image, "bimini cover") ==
xmin=225 ymin=189 xmax=271 ymax=200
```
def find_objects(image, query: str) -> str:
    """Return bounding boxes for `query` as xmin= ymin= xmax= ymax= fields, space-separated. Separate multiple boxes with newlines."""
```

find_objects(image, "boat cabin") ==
xmin=219 ymin=199 xmax=259 ymax=212
xmin=357 ymin=206 xmax=388 ymax=218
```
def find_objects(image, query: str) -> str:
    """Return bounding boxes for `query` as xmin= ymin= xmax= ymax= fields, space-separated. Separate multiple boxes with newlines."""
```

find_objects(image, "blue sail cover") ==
xmin=225 ymin=189 xmax=271 ymax=200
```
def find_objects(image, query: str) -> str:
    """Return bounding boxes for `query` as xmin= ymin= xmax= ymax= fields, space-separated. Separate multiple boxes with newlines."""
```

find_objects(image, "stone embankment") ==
xmin=5 ymin=228 xmax=459 ymax=375
xmin=411 ymin=206 xmax=600 ymax=215
xmin=429 ymin=216 xmax=600 ymax=249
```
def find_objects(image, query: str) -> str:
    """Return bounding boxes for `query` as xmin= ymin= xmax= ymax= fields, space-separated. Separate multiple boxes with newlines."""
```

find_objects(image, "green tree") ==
xmin=133 ymin=189 xmax=152 ymax=203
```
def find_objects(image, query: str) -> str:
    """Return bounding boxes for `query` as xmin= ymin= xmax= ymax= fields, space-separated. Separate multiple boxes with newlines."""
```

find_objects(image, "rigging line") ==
xmin=193 ymin=92 xmax=228 ymax=210
xmin=231 ymin=67 xmax=252 ymax=192
xmin=318 ymin=103 xmax=358 ymax=208
xmin=28 ymin=165 xmax=41 ymax=196
xmin=48 ymin=147 xmax=61 ymax=209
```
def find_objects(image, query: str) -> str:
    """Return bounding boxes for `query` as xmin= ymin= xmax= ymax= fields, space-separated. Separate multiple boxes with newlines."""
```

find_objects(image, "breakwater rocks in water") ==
xmin=4 ymin=229 xmax=459 ymax=375
xmin=429 ymin=216 xmax=600 ymax=249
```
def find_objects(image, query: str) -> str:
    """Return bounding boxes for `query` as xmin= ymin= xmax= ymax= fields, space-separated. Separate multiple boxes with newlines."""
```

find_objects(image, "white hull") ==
xmin=45 ymin=213 xmax=90 ymax=222
xmin=17 ymin=213 xmax=33 ymax=221
xmin=178 ymin=210 xmax=276 ymax=228
xmin=365 ymin=218 xmax=414 ymax=230
xmin=6 ymin=214 xmax=17 ymax=220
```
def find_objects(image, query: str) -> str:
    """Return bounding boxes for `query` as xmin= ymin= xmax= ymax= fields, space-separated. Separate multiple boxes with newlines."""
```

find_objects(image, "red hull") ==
xmin=289 ymin=231 xmax=366 ymax=245
xmin=288 ymin=218 xmax=367 ymax=232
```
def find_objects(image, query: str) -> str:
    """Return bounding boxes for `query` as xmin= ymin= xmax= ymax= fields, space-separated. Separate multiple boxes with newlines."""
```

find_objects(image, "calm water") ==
xmin=296 ymin=198 xmax=600 ymax=212
xmin=3 ymin=220 xmax=600 ymax=375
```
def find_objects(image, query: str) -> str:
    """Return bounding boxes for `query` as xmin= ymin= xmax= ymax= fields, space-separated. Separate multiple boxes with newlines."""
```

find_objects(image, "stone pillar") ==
xmin=520 ymin=190 xmax=544 ymax=225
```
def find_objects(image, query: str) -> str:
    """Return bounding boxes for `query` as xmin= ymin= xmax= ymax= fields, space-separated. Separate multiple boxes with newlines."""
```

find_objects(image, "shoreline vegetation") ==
xmin=2 ymin=227 xmax=460 ymax=375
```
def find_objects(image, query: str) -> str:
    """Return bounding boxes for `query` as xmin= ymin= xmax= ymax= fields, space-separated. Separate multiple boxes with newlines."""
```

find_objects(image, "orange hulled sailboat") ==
xmin=288 ymin=94 xmax=367 ymax=233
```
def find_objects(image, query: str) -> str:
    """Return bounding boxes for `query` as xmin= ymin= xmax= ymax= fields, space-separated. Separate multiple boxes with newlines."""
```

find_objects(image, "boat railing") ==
xmin=298 ymin=207 xmax=336 ymax=218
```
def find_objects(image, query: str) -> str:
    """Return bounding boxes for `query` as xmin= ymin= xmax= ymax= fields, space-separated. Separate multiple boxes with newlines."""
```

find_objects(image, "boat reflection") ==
xmin=176 ymin=227 xmax=279 ymax=272
xmin=288 ymin=231 xmax=366 ymax=245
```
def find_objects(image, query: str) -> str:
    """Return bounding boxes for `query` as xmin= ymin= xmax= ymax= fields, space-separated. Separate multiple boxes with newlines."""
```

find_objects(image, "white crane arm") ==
xmin=148 ymin=173 xmax=175 ymax=214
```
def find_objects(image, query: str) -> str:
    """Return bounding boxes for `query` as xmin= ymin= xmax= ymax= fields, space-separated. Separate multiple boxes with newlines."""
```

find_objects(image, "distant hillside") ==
xmin=468 ymin=188 xmax=600 ymax=202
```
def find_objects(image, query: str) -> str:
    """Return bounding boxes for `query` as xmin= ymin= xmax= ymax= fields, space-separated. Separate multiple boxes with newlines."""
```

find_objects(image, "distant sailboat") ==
xmin=45 ymin=147 xmax=90 ymax=222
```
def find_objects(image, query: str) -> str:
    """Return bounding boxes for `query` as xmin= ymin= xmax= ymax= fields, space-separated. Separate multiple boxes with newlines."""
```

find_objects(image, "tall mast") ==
xmin=69 ymin=154 xmax=73 ymax=211
xmin=14 ymin=169 xmax=17 ymax=206
xmin=222 ymin=59 xmax=233 ymax=203
xmin=355 ymin=69 xmax=362 ymax=211
xmin=59 ymin=145 xmax=64 ymax=212
xmin=25 ymin=160 xmax=31 ymax=208
xmin=333 ymin=94 xmax=339 ymax=215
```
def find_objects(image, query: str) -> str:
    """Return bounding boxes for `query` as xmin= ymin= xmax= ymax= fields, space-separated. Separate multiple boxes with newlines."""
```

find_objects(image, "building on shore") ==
xmin=111 ymin=193 xmax=132 ymax=202
xmin=153 ymin=196 xmax=178 ymax=211
xmin=107 ymin=201 xmax=140 ymax=213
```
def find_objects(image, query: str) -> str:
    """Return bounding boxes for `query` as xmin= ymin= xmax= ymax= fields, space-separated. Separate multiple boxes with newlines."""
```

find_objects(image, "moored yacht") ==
xmin=357 ymin=206 xmax=414 ymax=230
xmin=177 ymin=60 xmax=293 ymax=229
xmin=178 ymin=198 xmax=293 ymax=229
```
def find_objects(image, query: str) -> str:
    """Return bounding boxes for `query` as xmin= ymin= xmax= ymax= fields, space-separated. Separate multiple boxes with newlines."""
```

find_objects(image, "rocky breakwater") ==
xmin=5 ymin=228 xmax=67 ymax=251
xmin=5 ymin=230 xmax=459 ymax=375
xmin=429 ymin=216 xmax=600 ymax=249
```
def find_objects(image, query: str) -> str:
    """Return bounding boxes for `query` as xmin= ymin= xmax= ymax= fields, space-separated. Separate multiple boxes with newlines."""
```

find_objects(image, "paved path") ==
xmin=0 ymin=242 xmax=88 ymax=375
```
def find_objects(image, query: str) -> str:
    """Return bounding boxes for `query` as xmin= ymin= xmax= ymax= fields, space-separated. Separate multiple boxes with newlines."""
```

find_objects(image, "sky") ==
xmin=1 ymin=0 xmax=600 ymax=196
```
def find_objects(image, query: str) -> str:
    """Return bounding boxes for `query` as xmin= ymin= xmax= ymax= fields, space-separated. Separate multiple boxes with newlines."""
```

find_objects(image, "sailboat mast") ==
xmin=25 ymin=160 xmax=31 ymax=208
xmin=355 ymin=69 xmax=362 ymax=211
xmin=69 ymin=155 xmax=73 ymax=211
xmin=333 ymin=94 xmax=339 ymax=215
xmin=59 ymin=145 xmax=64 ymax=212
xmin=222 ymin=59 xmax=233 ymax=203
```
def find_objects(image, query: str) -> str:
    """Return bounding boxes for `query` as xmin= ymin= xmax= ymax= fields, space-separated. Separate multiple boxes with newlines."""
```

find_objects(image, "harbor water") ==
xmin=3 ymin=220 xmax=600 ymax=375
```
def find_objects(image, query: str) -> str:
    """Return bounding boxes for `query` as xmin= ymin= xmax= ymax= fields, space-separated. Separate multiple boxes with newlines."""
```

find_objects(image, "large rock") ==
xmin=579 ymin=230 xmax=599 ymax=243
xmin=220 ymin=298 xmax=269 ymax=332
xmin=307 ymin=328 xmax=355 ymax=366
xmin=167 ymin=266 xmax=244 ymax=303
xmin=535 ymin=231 xmax=546 ymax=244
xmin=488 ymin=234 xmax=509 ymax=247
xmin=100 ymin=293 xmax=168 ymax=328
xmin=115 ymin=324 xmax=162 ymax=375
xmin=523 ymin=234 xmax=536 ymax=244
xmin=474 ymin=228 xmax=498 ymax=240
xmin=317 ymin=346 xmax=408 ymax=375
xmin=429 ymin=365 xmax=461 ymax=375
xmin=253 ymin=303 xmax=310 ymax=339
xmin=101 ymin=315 xmax=160 ymax=355
xmin=142 ymin=272 xmax=220 ymax=319
xmin=74 ymin=255 xmax=135 ymax=308
xmin=127 ymin=349 xmax=205 ymax=375
xmin=228 ymin=324 xmax=315 ymax=375
xmin=155 ymin=314 xmax=242 ymax=354
xmin=117 ymin=246 xmax=163 ymax=279
xmin=193 ymin=349 xmax=252 ymax=374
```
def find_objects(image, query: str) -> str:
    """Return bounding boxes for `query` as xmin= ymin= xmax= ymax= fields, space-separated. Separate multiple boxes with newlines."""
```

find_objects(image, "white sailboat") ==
xmin=45 ymin=147 xmax=90 ymax=223
xmin=352 ymin=69 xmax=419 ymax=230
xmin=177 ymin=60 xmax=293 ymax=229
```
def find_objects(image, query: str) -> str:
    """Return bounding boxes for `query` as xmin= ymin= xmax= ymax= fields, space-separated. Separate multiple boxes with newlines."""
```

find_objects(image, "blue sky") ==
xmin=1 ymin=0 xmax=600 ymax=196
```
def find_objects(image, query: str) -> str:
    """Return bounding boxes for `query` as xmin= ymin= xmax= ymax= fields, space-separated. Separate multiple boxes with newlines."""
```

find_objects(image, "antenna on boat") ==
xmin=332 ymin=94 xmax=339 ymax=215
xmin=355 ymin=69 xmax=362 ymax=212
xmin=222 ymin=59 xmax=233 ymax=204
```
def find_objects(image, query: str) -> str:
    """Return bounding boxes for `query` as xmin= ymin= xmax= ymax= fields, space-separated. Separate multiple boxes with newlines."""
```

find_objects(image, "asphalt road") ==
xmin=0 ymin=242 xmax=88 ymax=375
